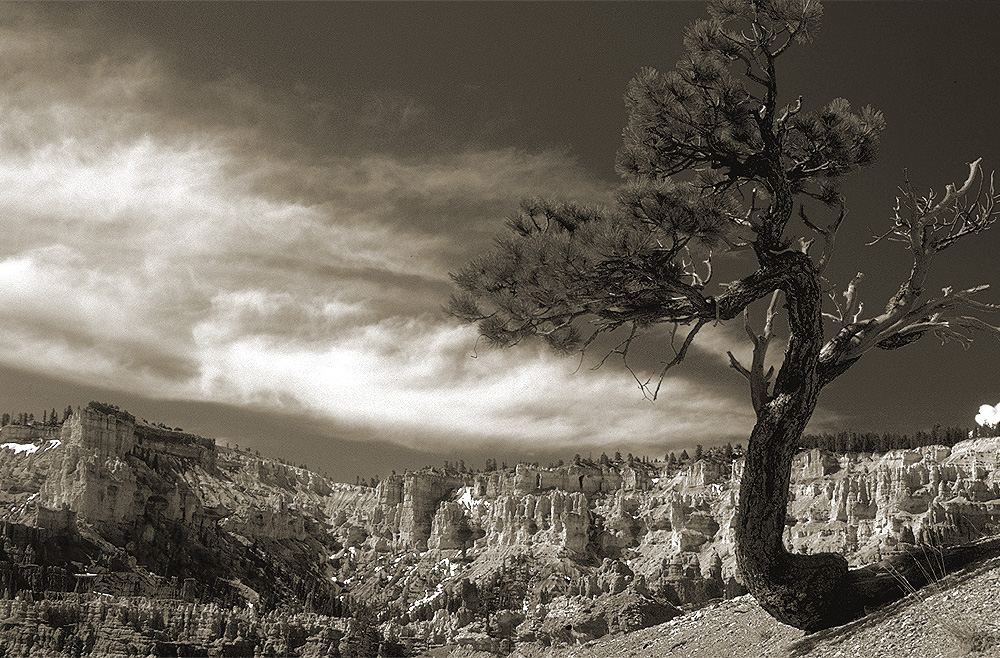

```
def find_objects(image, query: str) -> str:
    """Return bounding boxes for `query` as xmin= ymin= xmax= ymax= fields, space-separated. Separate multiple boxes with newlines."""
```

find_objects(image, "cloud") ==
xmin=976 ymin=403 xmax=1000 ymax=427
xmin=0 ymin=8 xmax=766 ymax=453
xmin=190 ymin=316 xmax=758 ymax=450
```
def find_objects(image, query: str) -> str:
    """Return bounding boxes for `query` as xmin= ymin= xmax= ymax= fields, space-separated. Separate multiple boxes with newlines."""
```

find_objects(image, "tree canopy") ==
xmin=450 ymin=0 xmax=998 ymax=401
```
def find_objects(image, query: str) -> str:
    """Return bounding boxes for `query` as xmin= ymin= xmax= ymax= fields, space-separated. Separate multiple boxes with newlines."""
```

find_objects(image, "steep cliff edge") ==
xmin=1 ymin=405 xmax=999 ymax=656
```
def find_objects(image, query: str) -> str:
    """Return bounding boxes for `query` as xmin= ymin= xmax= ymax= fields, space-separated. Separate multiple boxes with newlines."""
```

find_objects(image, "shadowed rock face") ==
xmin=1 ymin=406 xmax=999 ymax=654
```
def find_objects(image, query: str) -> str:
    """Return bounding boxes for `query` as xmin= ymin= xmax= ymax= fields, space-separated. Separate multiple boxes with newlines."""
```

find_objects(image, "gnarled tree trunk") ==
xmin=733 ymin=253 xmax=1000 ymax=632
xmin=733 ymin=251 xmax=861 ymax=631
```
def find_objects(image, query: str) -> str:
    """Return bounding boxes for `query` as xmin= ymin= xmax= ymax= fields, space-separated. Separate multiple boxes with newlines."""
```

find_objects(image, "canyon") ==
xmin=0 ymin=403 xmax=998 ymax=656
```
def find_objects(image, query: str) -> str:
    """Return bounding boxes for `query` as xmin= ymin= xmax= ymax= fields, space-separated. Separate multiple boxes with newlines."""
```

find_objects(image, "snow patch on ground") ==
xmin=1 ymin=442 xmax=39 ymax=455
xmin=456 ymin=487 xmax=476 ymax=510
xmin=409 ymin=584 xmax=444 ymax=612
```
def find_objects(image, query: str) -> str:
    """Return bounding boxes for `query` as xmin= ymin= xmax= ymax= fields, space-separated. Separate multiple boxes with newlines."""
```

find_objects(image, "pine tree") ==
xmin=449 ymin=0 xmax=1000 ymax=631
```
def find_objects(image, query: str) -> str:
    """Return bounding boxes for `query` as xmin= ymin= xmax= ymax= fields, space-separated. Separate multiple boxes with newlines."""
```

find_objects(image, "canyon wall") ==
xmin=342 ymin=438 xmax=1000 ymax=650
xmin=2 ymin=405 xmax=1000 ymax=655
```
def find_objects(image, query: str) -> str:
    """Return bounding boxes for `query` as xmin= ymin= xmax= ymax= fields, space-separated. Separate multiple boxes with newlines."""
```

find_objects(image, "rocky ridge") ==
xmin=0 ymin=404 xmax=999 ymax=655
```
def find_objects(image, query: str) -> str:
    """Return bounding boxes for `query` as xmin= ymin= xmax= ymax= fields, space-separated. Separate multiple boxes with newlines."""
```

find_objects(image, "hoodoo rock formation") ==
xmin=0 ymin=403 xmax=999 ymax=655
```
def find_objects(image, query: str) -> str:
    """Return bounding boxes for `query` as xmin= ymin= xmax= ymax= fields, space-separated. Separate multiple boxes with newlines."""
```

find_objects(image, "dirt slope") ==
xmin=497 ymin=554 xmax=1000 ymax=658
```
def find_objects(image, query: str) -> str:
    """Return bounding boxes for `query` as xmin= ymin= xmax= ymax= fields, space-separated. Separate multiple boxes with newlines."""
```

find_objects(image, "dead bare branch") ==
xmin=799 ymin=200 xmax=846 ymax=274
xmin=727 ymin=350 xmax=752 ymax=378
xmin=729 ymin=291 xmax=780 ymax=413
xmin=819 ymin=160 xmax=1000 ymax=383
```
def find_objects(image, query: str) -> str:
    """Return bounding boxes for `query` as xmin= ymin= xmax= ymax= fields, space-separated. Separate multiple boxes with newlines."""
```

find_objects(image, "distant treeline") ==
xmin=360 ymin=424 xmax=997 ymax=486
xmin=87 ymin=401 xmax=136 ymax=424
xmin=0 ymin=406 xmax=72 ymax=427
xmin=799 ymin=425 xmax=984 ymax=453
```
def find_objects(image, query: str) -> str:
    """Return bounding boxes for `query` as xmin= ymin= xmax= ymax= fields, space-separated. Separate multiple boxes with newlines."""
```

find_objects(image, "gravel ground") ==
xmin=500 ymin=556 xmax=1000 ymax=658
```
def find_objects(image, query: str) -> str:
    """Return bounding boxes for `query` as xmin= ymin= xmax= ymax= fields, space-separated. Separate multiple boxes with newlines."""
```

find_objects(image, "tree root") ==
xmin=762 ymin=535 xmax=1000 ymax=633
xmin=845 ymin=534 xmax=1000 ymax=614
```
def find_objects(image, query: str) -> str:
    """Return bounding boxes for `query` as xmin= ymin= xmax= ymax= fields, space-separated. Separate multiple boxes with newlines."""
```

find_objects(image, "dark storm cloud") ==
xmin=3 ymin=1 xmax=999 ymax=465
xmin=0 ymin=3 xmax=775 ymax=454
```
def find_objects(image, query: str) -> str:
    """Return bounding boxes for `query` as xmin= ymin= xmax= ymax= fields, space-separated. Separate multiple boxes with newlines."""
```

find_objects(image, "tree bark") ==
xmin=734 ymin=251 xmax=863 ymax=632
xmin=735 ymin=406 xmax=861 ymax=630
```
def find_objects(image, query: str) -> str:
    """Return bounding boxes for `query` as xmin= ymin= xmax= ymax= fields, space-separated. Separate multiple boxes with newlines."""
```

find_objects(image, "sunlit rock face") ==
xmin=61 ymin=408 xmax=136 ymax=460
xmin=1 ymin=404 xmax=1000 ymax=655
xmin=398 ymin=472 xmax=469 ymax=550
xmin=784 ymin=440 xmax=1000 ymax=562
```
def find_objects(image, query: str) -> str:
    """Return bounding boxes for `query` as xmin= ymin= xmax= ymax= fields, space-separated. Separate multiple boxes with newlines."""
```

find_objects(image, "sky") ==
xmin=2 ymin=2 xmax=1000 ymax=482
